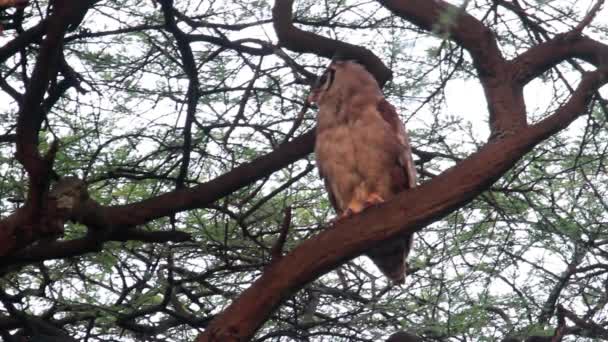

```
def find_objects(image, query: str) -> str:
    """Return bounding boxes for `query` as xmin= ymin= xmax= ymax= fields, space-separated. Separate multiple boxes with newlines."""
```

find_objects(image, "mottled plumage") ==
xmin=310 ymin=60 xmax=417 ymax=283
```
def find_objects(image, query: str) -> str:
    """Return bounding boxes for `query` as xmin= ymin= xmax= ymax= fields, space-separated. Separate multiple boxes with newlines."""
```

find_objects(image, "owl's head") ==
xmin=307 ymin=60 xmax=380 ymax=106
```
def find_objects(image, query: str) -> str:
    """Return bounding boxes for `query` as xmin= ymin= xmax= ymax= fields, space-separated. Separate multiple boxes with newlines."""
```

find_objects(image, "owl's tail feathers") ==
xmin=366 ymin=235 xmax=413 ymax=284
xmin=367 ymin=252 xmax=407 ymax=284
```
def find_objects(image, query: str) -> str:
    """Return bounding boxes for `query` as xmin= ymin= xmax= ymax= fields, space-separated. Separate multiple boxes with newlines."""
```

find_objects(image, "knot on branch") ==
xmin=49 ymin=176 xmax=88 ymax=210
xmin=42 ymin=177 xmax=89 ymax=235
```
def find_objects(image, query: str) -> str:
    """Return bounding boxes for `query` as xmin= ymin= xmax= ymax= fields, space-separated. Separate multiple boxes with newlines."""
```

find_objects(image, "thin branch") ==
xmin=572 ymin=0 xmax=604 ymax=34
xmin=270 ymin=206 xmax=292 ymax=262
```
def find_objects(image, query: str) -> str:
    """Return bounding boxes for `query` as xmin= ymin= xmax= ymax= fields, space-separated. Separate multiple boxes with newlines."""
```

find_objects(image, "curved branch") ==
xmin=513 ymin=36 xmax=608 ymax=85
xmin=379 ymin=0 xmax=505 ymax=77
xmin=378 ymin=0 xmax=525 ymax=135
xmin=272 ymin=0 xmax=392 ymax=86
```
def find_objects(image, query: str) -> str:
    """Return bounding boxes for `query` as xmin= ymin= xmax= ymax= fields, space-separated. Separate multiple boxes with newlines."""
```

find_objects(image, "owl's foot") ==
xmin=363 ymin=193 xmax=385 ymax=208
xmin=329 ymin=209 xmax=353 ymax=227
xmin=332 ymin=205 xmax=360 ymax=225
xmin=337 ymin=207 xmax=355 ymax=220
xmin=332 ymin=196 xmax=384 ymax=226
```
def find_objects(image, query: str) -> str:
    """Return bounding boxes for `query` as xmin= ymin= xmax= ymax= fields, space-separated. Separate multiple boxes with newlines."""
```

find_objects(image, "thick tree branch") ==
xmin=195 ymin=69 xmax=608 ymax=342
xmin=379 ymin=0 xmax=525 ymax=136
xmin=513 ymin=36 xmax=608 ymax=85
xmin=380 ymin=0 xmax=608 ymax=138
xmin=272 ymin=0 xmax=392 ymax=86
xmin=15 ymin=15 xmax=69 ymax=181
xmin=0 ymin=129 xmax=315 ymax=257
xmin=11 ymin=1 xmax=95 ymax=251
xmin=0 ymin=3 xmax=94 ymax=256
xmin=101 ymin=129 xmax=315 ymax=226
xmin=379 ymin=0 xmax=505 ymax=77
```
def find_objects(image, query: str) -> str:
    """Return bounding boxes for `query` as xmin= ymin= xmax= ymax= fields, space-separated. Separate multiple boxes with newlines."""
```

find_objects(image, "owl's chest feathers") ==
xmin=315 ymin=101 xmax=364 ymax=153
xmin=315 ymin=99 xmax=395 ymax=173
xmin=316 ymin=94 xmax=376 ymax=130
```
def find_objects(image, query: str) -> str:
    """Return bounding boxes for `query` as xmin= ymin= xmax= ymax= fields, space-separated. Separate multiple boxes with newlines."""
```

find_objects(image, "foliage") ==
xmin=0 ymin=0 xmax=607 ymax=341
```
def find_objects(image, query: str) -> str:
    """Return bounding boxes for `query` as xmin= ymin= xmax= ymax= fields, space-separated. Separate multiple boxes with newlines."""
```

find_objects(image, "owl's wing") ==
xmin=367 ymin=98 xmax=417 ymax=284
xmin=377 ymin=98 xmax=417 ymax=191
xmin=322 ymin=175 xmax=340 ymax=213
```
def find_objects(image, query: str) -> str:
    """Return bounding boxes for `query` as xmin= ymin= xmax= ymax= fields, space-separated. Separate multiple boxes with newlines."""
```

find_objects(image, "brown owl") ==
xmin=309 ymin=60 xmax=417 ymax=284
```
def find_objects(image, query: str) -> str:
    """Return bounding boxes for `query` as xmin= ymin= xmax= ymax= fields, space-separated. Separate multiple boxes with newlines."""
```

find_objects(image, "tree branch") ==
xmin=379 ymin=0 xmax=505 ymax=77
xmin=513 ymin=36 xmax=608 ymax=85
xmin=195 ymin=68 xmax=608 ymax=342
xmin=0 ymin=129 xmax=315 ymax=257
xmin=101 ymin=129 xmax=315 ymax=226
xmin=272 ymin=0 xmax=392 ymax=86
xmin=379 ymin=0 xmax=525 ymax=136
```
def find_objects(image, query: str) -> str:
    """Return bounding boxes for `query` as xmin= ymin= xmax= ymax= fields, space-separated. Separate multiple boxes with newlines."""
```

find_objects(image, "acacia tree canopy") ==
xmin=1 ymin=0 xmax=608 ymax=341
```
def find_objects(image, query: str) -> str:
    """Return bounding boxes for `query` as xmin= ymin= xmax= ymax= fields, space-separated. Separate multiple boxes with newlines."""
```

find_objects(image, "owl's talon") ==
xmin=363 ymin=193 xmax=385 ymax=208
xmin=339 ymin=208 xmax=355 ymax=220
xmin=330 ymin=208 xmax=355 ymax=226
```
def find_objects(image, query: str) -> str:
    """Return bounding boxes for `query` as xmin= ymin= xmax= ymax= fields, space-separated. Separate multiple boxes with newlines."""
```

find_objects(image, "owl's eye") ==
xmin=317 ymin=68 xmax=335 ymax=90
xmin=318 ymin=72 xmax=329 ymax=85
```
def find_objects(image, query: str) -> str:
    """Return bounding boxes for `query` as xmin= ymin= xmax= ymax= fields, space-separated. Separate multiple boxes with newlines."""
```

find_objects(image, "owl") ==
xmin=309 ymin=60 xmax=417 ymax=284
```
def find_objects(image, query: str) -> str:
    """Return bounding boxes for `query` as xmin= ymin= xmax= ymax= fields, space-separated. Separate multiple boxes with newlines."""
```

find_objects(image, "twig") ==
xmin=572 ymin=0 xmax=604 ymax=34
xmin=557 ymin=304 xmax=608 ymax=339
xmin=282 ymin=102 xmax=310 ymax=144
